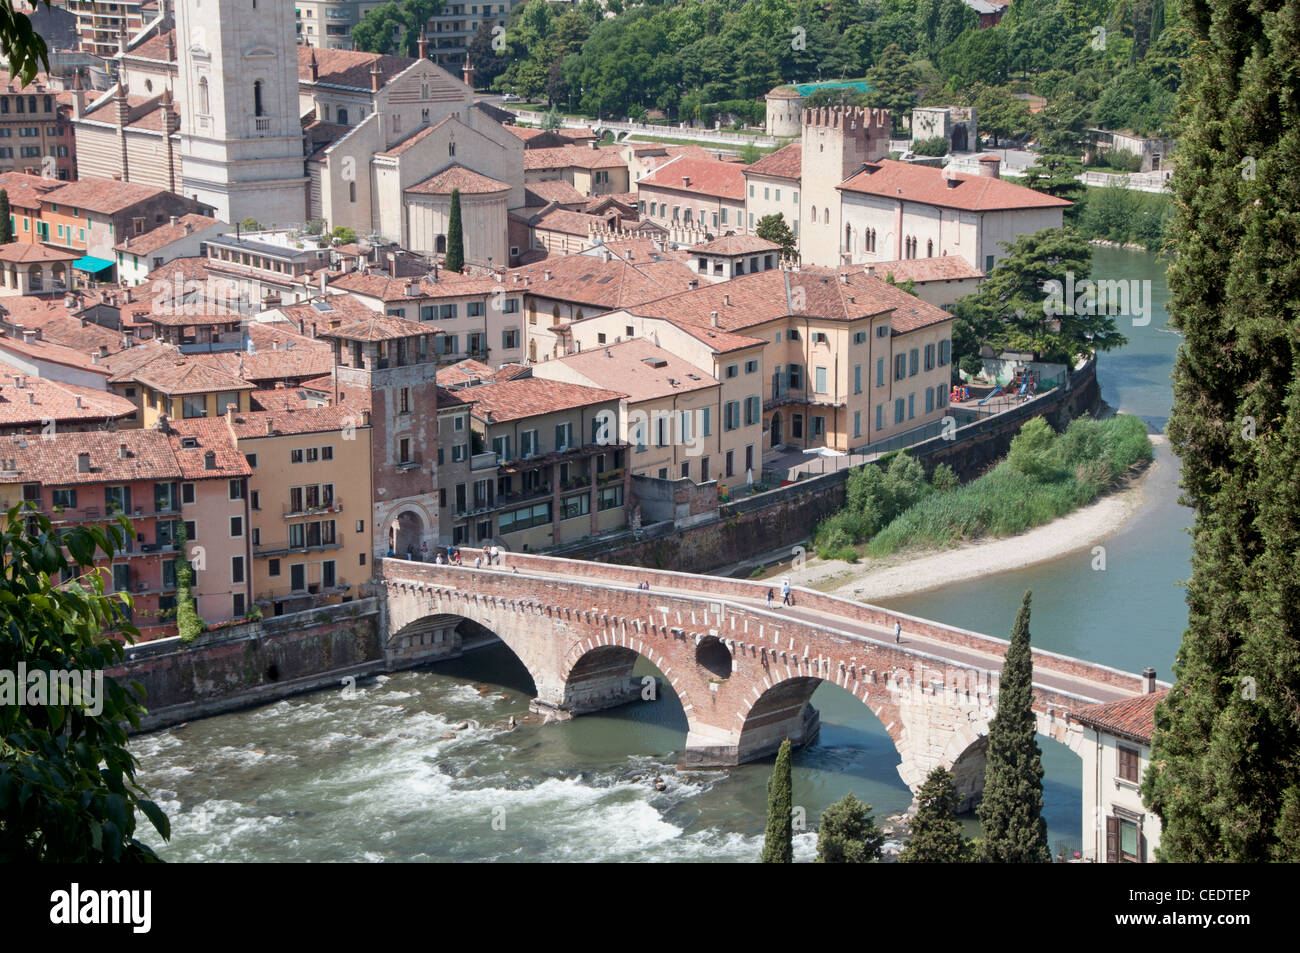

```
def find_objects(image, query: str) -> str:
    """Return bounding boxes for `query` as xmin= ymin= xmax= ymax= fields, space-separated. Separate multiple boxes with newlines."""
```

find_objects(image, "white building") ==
xmin=175 ymin=0 xmax=311 ymax=225
xmin=1069 ymin=679 xmax=1167 ymax=863
xmin=114 ymin=212 xmax=227 ymax=285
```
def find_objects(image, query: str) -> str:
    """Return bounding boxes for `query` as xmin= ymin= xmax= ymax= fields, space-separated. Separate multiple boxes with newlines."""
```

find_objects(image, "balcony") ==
xmin=282 ymin=499 xmax=343 ymax=519
xmin=253 ymin=541 xmax=343 ymax=558
xmin=470 ymin=451 xmax=498 ymax=471
xmin=255 ymin=582 xmax=351 ymax=604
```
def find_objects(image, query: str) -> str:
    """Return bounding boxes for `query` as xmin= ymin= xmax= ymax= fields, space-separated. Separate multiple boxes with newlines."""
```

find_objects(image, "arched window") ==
xmin=349 ymin=181 xmax=356 ymax=203
xmin=435 ymin=234 xmax=447 ymax=253
xmin=845 ymin=225 xmax=852 ymax=251
xmin=810 ymin=206 xmax=817 ymax=223
xmin=927 ymin=239 xmax=933 ymax=258
xmin=824 ymin=207 xmax=830 ymax=224
xmin=198 ymin=77 xmax=209 ymax=115
xmin=253 ymin=81 xmax=265 ymax=117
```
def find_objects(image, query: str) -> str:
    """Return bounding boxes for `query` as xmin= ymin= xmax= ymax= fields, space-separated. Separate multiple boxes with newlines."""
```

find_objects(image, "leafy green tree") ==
xmin=912 ymin=135 xmax=949 ymax=156
xmin=1020 ymin=153 xmax=1084 ymax=211
xmin=755 ymin=213 xmax=797 ymax=257
xmin=331 ymin=226 xmax=358 ymax=245
xmin=445 ymin=188 xmax=464 ymax=272
xmin=929 ymin=462 xmax=960 ymax=493
xmin=971 ymin=85 xmax=1032 ymax=147
xmin=468 ymin=19 xmax=509 ymax=88
xmin=977 ymin=590 xmax=1051 ymax=863
xmin=816 ymin=792 xmax=884 ymax=862
xmin=0 ymin=0 xmax=51 ymax=85
xmin=954 ymin=227 xmax=1125 ymax=363
xmin=1007 ymin=417 xmax=1060 ymax=481
xmin=542 ymin=106 xmax=563 ymax=130
xmin=938 ymin=26 xmax=1009 ymax=89
xmin=899 ymin=766 xmax=974 ymax=862
xmin=173 ymin=523 xmax=202 ymax=644
xmin=1141 ymin=0 xmax=1300 ymax=863
xmin=738 ymin=141 xmax=761 ymax=164
xmin=352 ymin=0 xmax=441 ymax=56
xmin=0 ymin=505 xmax=170 ymax=860
xmin=239 ymin=217 xmax=262 ymax=232
xmin=0 ymin=189 xmax=11 ymax=244
xmin=866 ymin=44 xmax=919 ymax=135
xmin=760 ymin=738 xmax=793 ymax=863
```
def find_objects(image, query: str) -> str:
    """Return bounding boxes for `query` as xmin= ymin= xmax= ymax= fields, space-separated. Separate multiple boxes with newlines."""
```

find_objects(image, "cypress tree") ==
xmin=1141 ymin=0 xmax=1300 ymax=862
xmin=899 ymin=766 xmax=974 ymax=863
xmin=173 ymin=522 xmax=203 ymax=643
xmin=445 ymin=188 xmax=464 ymax=273
xmin=816 ymin=792 xmax=884 ymax=863
xmin=760 ymin=738 xmax=793 ymax=863
xmin=977 ymin=590 xmax=1050 ymax=862
xmin=0 ymin=190 xmax=11 ymax=244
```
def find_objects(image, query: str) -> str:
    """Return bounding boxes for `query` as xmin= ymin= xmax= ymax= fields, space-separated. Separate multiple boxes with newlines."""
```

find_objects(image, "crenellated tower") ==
xmin=798 ymin=106 xmax=892 ymax=266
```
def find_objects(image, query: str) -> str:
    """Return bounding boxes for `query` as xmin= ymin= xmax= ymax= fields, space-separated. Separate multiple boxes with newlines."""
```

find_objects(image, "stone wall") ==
xmin=111 ymin=599 xmax=383 ymax=731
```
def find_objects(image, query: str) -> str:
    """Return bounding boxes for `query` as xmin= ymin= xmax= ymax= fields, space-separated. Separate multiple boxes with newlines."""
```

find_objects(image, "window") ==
xmin=290 ymin=563 xmax=306 ymax=592
xmin=725 ymin=364 xmax=738 ymax=379
xmin=814 ymin=366 xmax=828 ymax=394
xmin=895 ymin=398 xmax=905 ymax=424
xmin=788 ymin=365 xmax=802 ymax=390
xmin=1107 ymin=816 xmax=1143 ymax=863
xmin=938 ymin=339 xmax=951 ymax=366
xmin=909 ymin=349 xmax=919 ymax=377
xmin=502 ymin=328 xmax=519 ymax=349
xmin=452 ymin=444 xmax=467 ymax=462
xmin=745 ymin=359 xmax=758 ymax=374
xmin=877 ymin=324 xmax=890 ymax=339
xmin=521 ymin=430 xmax=538 ymax=458
xmin=854 ymin=411 xmax=861 ymax=439
xmin=269 ymin=559 xmax=281 ymax=577
xmin=182 ymin=395 xmax=207 ymax=418
xmin=230 ymin=516 xmax=243 ymax=538
xmin=598 ymin=485 xmax=623 ymax=510
xmin=854 ymin=365 xmax=862 ymax=394
xmin=290 ymin=448 xmax=304 ymax=464
xmin=1118 ymin=745 xmax=1140 ymax=783
xmin=876 ymin=405 xmax=883 ymax=432
xmin=561 ymin=493 xmax=590 ymax=520
xmin=744 ymin=395 xmax=761 ymax=426
xmin=399 ymin=438 xmax=410 ymax=464
xmin=925 ymin=388 xmax=935 ymax=414
xmin=52 ymin=488 xmax=76 ymax=509
xmin=812 ymin=416 xmax=825 ymax=437
xmin=908 ymin=394 xmax=915 ymax=419
xmin=232 ymin=556 xmax=245 ymax=585
xmin=724 ymin=400 xmax=740 ymax=431
xmin=701 ymin=407 xmax=712 ymax=437
xmin=854 ymin=331 xmax=867 ymax=345
xmin=924 ymin=343 xmax=935 ymax=372
xmin=229 ymin=479 xmax=244 ymax=501
xmin=895 ymin=354 xmax=906 ymax=382
xmin=105 ymin=485 xmax=131 ymax=514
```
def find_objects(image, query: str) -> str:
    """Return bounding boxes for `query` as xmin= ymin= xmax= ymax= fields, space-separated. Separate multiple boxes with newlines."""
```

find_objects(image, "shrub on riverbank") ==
xmin=1076 ymin=185 xmax=1173 ymax=250
xmin=811 ymin=414 xmax=1152 ymax=560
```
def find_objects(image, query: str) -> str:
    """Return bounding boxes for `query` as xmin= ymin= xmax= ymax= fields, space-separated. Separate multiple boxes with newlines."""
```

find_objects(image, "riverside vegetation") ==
xmin=812 ymin=414 xmax=1153 ymax=563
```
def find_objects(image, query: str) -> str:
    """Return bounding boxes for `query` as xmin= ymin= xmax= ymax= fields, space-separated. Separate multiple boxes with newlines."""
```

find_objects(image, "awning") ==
xmin=72 ymin=256 xmax=115 ymax=274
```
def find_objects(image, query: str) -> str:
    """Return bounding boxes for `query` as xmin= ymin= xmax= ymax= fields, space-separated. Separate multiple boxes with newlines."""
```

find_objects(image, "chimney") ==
xmin=27 ymin=392 xmax=35 ymax=405
xmin=361 ymin=410 xmax=371 ymax=426
xmin=710 ymin=310 xmax=719 ymax=327
xmin=388 ymin=252 xmax=397 ymax=278
xmin=309 ymin=50 xmax=319 ymax=82
xmin=75 ymin=395 xmax=84 ymax=409
xmin=203 ymin=450 xmax=216 ymax=471
xmin=462 ymin=52 xmax=475 ymax=89
xmin=370 ymin=63 xmax=382 ymax=93
xmin=76 ymin=452 xmax=91 ymax=473
xmin=682 ymin=175 xmax=691 ymax=187
xmin=265 ymin=420 xmax=273 ymax=435
xmin=723 ymin=293 xmax=730 ymax=306
xmin=21 ymin=328 xmax=35 ymax=345
xmin=118 ymin=441 xmax=127 ymax=459
xmin=320 ymin=270 xmax=327 ymax=295
xmin=156 ymin=414 xmax=170 ymax=434
xmin=418 ymin=32 xmax=428 ymax=60
xmin=687 ymin=278 xmax=698 ymax=289
xmin=589 ymin=140 xmax=597 ymax=151
xmin=405 ymin=281 xmax=419 ymax=297
xmin=169 ymin=215 xmax=178 ymax=227
xmin=1142 ymin=667 xmax=1157 ymax=693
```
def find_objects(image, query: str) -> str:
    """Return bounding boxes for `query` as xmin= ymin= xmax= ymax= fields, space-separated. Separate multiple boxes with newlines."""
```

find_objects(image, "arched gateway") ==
xmin=380 ymin=551 xmax=1160 ymax=802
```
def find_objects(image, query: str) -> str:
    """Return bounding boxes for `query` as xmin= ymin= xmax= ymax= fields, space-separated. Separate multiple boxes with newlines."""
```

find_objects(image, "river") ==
xmin=133 ymin=246 xmax=1190 ymax=862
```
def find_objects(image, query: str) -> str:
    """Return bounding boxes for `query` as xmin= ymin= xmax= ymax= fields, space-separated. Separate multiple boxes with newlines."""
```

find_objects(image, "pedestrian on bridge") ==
xmin=894 ymin=620 xmax=902 ymax=643
xmin=781 ymin=578 xmax=793 ymax=606
xmin=767 ymin=588 xmax=775 ymax=609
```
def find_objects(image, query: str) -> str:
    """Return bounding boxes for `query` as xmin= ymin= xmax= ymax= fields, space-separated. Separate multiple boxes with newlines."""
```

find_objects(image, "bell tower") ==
xmin=175 ymin=0 xmax=308 ymax=225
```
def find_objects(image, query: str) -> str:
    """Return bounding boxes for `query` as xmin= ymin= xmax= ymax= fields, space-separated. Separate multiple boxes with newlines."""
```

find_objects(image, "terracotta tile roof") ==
xmin=631 ymin=266 xmax=953 ymax=334
xmin=667 ymin=320 xmax=766 ymax=354
xmin=0 ymin=242 xmax=78 ymax=264
xmin=743 ymin=142 xmax=802 ymax=180
xmin=130 ymin=356 xmax=255 ymax=397
xmin=80 ymin=92 xmax=174 ymax=133
xmin=638 ymin=155 xmax=747 ymax=200
xmin=530 ymin=206 xmax=610 ymax=236
xmin=139 ymin=308 xmax=243 ymax=329
xmin=114 ymin=214 xmax=221 ymax=256
xmin=250 ymin=386 xmax=317 ymax=412
xmin=692 ymin=234 xmax=782 ymax=256
xmin=542 ymin=339 xmax=718 ymax=403
xmin=166 ymin=418 xmax=252 ymax=480
xmin=0 ymin=368 xmax=135 ymax=429
xmin=0 ymin=171 xmax=63 ymax=210
xmin=508 ymin=125 xmax=597 ymax=144
xmin=376 ymin=121 xmax=443 ymax=158
xmin=126 ymin=30 xmax=176 ymax=62
xmin=42 ymin=177 xmax=181 ymax=215
xmin=584 ymin=193 xmax=637 ymax=215
xmin=319 ymin=313 xmax=436 ymax=343
xmin=275 ymin=292 xmax=380 ymax=333
xmin=298 ymin=47 xmax=414 ymax=90
xmin=226 ymin=405 xmax=364 ymax=440
xmin=0 ymin=297 xmax=126 ymax=356
xmin=207 ymin=332 xmax=334 ymax=386
xmin=508 ymin=252 xmax=700 ymax=312
xmin=299 ymin=374 xmax=334 ymax=393
xmin=766 ymin=86 xmax=801 ymax=99
xmin=1070 ymin=689 xmax=1169 ymax=744
xmin=0 ymin=427 xmax=236 ymax=487
xmin=861 ymin=256 xmax=985 ymax=282
xmin=0 ymin=330 xmax=112 ymax=377
xmin=406 ymin=163 xmax=512 ymax=195
xmin=434 ymin=385 xmax=474 ymax=408
xmin=143 ymin=255 xmax=221 ymax=286
xmin=839 ymin=159 xmax=1073 ymax=212
xmin=523 ymin=144 xmax=627 ymax=171
xmin=102 ymin=340 xmax=176 ymax=380
xmin=591 ymin=238 xmax=689 ymax=265
xmin=436 ymin=358 xmax=498 ymax=388
xmin=467 ymin=377 xmax=625 ymax=424
xmin=524 ymin=180 xmax=588 ymax=207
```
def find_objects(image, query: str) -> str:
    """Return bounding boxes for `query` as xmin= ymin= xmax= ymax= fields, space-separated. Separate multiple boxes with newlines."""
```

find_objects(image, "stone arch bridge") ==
xmin=379 ymin=551 xmax=1164 ymax=808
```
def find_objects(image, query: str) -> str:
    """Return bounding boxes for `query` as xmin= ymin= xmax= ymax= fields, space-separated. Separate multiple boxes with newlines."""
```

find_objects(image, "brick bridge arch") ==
xmin=379 ymin=553 xmax=1160 ymax=803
